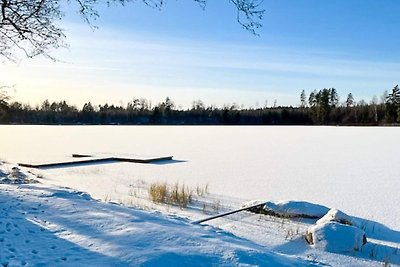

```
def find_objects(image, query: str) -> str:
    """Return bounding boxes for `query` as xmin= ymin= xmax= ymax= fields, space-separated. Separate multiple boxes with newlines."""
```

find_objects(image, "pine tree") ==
xmin=300 ymin=90 xmax=307 ymax=108
xmin=346 ymin=93 xmax=354 ymax=107
xmin=386 ymin=85 xmax=400 ymax=105
xmin=329 ymin=88 xmax=339 ymax=107
xmin=385 ymin=85 xmax=400 ymax=122
xmin=308 ymin=91 xmax=317 ymax=107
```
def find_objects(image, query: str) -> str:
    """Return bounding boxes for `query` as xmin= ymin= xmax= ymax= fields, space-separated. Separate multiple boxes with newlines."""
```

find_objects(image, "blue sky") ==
xmin=1 ymin=0 xmax=400 ymax=108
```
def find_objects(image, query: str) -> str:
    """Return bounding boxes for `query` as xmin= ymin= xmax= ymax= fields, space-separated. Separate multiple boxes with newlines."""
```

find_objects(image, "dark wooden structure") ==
xmin=18 ymin=153 xmax=173 ymax=169
xmin=192 ymin=203 xmax=266 ymax=224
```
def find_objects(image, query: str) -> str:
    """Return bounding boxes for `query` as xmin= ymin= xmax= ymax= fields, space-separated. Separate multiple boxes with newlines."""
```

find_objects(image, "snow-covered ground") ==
xmin=0 ymin=169 xmax=315 ymax=266
xmin=1 ymin=125 xmax=399 ymax=266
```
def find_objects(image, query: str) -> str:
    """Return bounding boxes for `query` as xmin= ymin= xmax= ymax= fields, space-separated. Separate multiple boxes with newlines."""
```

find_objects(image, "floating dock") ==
xmin=18 ymin=153 xmax=173 ymax=169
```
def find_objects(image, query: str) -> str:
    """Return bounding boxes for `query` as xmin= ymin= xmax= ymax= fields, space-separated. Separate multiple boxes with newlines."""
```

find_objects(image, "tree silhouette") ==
xmin=0 ymin=86 xmax=10 ymax=122
xmin=0 ymin=0 xmax=265 ymax=61
xmin=346 ymin=93 xmax=354 ymax=107
xmin=300 ymin=90 xmax=307 ymax=108
xmin=386 ymin=85 xmax=400 ymax=105
xmin=385 ymin=85 xmax=400 ymax=122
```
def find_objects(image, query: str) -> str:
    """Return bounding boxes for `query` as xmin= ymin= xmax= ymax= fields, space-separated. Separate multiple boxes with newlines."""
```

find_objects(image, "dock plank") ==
xmin=18 ymin=153 xmax=173 ymax=169
xmin=18 ymin=157 xmax=114 ymax=168
xmin=73 ymin=153 xmax=173 ymax=163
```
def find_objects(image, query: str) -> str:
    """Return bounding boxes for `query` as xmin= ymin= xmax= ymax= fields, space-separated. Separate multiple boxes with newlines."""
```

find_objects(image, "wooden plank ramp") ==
xmin=192 ymin=203 xmax=266 ymax=224
xmin=18 ymin=153 xmax=173 ymax=169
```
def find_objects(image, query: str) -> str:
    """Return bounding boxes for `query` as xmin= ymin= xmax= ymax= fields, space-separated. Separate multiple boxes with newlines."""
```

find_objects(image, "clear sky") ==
xmin=1 ymin=0 xmax=400 ymax=109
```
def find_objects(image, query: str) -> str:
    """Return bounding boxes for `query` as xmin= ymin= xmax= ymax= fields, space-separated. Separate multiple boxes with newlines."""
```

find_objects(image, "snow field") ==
xmin=1 ymin=126 xmax=398 ymax=230
xmin=0 ymin=176 xmax=316 ymax=266
xmin=1 ymin=125 xmax=400 ymax=266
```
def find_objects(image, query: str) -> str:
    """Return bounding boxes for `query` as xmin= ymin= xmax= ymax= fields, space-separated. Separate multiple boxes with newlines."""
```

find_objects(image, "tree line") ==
xmin=0 ymin=86 xmax=399 ymax=125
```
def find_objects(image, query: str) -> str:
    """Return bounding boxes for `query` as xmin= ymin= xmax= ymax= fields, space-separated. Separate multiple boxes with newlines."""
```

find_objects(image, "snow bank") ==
xmin=306 ymin=222 xmax=367 ymax=253
xmin=0 ymin=169 xmax=7 ymax=178
xmin=0 ymin=182 xmax=314 ymax=266
xmin=306 ymin=208 xmax=368 ymax=254
xmin=247 ymin=200 xmax=369 ymax=255
xmin=316 ymin=208 xmax=363 ymax=228
xmin=263 ymin=200 xmax=330 ymax=218
xmin=0 ymin=166 xmax=38 ymax=184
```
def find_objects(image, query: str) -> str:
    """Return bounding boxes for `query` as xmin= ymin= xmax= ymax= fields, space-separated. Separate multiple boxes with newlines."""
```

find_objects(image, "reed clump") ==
xmin=149 ymin=182 xmax=193 ymax=208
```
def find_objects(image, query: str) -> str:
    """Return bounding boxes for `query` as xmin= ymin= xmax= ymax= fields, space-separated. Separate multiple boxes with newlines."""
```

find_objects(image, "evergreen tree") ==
xmin=397 ymin=107 xmax=400 ymax=123
xmin=346 ymin=93 xmax=354 ymax=107
xmin=308 ymin=90 xmax=317 ymax=107
xmin=386 ymin=85 xmax=400 ymax=105
xmin=385 ymin=85 xmax=400 ymax=122
xmin=300 ymin=90 xmax=307 ymax=108
xmin=329 ymin=88 xmax=339 ymax=107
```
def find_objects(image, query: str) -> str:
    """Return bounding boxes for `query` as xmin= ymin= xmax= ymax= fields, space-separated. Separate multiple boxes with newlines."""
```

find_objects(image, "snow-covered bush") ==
xmin=10 ymin=167 xmax=26 ymax=179
xmin=306 ymin=221 xmax=367 ymax=253
xmin=0 ymin=167 xmax=38 ymax=184
xmin=262 ymin=200 xmax=330 ymax=218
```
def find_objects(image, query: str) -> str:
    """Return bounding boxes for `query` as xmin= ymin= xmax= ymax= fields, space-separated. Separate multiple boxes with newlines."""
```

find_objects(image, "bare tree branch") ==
xmin=0 ymin=0 xmax=265 ymax=61
xmin=230 ymin=0 xmax=264 ymax=35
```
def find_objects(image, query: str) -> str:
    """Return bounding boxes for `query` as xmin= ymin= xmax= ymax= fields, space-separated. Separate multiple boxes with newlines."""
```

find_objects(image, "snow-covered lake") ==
xmin=1 ymin=125 xmax=399 ymax=230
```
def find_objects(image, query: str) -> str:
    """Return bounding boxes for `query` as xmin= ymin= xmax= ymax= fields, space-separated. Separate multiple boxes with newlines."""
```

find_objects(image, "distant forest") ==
xmin=1 ymin=86 xmax=399 ymax=126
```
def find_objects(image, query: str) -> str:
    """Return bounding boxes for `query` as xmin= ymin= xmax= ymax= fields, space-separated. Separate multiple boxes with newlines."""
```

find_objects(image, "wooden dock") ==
xmin=18 ymin=153 xmax=173 ymax=169
xmin=72 ymin=153 xmax=173 ymax=164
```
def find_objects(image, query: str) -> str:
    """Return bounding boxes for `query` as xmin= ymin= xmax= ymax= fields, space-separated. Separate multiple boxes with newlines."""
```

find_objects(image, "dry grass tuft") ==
xmin=149 ymin=182 xmax=193 ymax=208
xmin=149 ymin=182 xmax=168 ymax=203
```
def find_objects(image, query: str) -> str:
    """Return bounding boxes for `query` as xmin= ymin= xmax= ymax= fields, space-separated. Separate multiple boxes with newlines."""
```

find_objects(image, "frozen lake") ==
xmin=1 ymin=125 xmax=399 ymax=230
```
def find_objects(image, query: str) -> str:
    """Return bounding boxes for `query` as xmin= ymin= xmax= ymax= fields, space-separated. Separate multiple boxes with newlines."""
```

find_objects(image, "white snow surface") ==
xmin=1 ymin=126 xmax=398 ymax=230
xmin=0 ymin=181 xmax=311 ymax=266
xmin=1 ymin=125 xmax=400 ymax=266
xmin=1 ymin=165 xmax=398 ymax=266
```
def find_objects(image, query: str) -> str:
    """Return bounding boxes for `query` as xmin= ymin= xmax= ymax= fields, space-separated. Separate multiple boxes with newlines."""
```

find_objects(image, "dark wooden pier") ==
xmin=18 ymin=153 xmax=173 ymax=168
